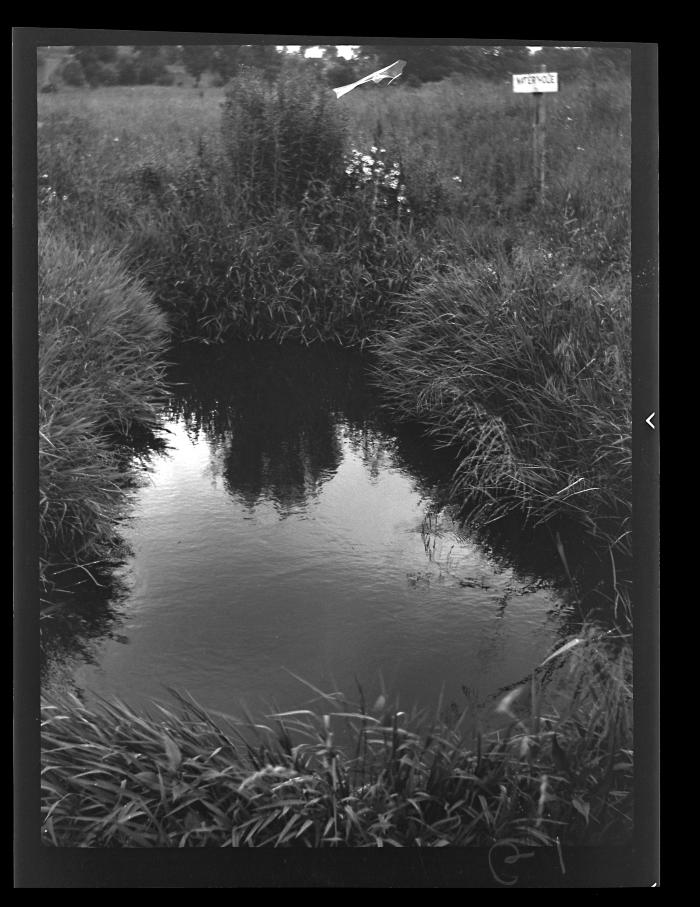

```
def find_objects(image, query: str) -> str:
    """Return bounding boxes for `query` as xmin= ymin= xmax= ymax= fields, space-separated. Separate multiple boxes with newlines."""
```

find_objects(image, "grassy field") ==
xmin=38 ymin=69 xmax=633 ymax=846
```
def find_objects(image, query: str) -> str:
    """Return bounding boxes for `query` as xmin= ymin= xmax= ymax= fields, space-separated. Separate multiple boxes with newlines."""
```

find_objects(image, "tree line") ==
xmin=41 ymin=44 xmax=630 ymax=90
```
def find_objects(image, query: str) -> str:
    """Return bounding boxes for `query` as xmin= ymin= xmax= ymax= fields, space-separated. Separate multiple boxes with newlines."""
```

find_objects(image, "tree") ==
xmin=182 ymin=45 xmax=215 ymax=85
xmin=61 ymin=58 xmax=86 ymax=87
xmin=584 ymin=46 xmax=630 ymax=77
xmin=133 ymin=46 xmax=168 ymax=84
xmin=487 ymin=46 xmax=532 ymax=76
xmin=238 ymin=45 xmax=283 ymax=81
xmin=116 ymin=55 xmax=138 ymax=85
xmin=357 ymin=44 xmax=535 ymax=83
xmin=315 ymin=45 xmax=339 ymax=61
xmin=532 ymin=47 xmax=590 ymax=80
xmin=69 ymin=45 xmax=119 ymax=86
xmin=69 ymin=47 xmax=103 ymax=86
xmin=162 ymin=45 xmax=182 ymax=65
xmin=325 ymin=58 xmax=358 ymax=89
xmin=360 ymin=45 xmax=460 ymax=83
xmin=210 ymin=45 xmax=244 ymax=83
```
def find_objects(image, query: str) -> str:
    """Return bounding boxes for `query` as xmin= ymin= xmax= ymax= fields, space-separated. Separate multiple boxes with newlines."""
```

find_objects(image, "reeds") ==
xmin=371 ymin=245 xmax=631 ymax=562
xmin=39 ymin=222 xmax=169 ymax=587
xmin=221 ymin=60 xmax=347 ymax=211
xmin=41 ymin=625 xmax=632 ymax=847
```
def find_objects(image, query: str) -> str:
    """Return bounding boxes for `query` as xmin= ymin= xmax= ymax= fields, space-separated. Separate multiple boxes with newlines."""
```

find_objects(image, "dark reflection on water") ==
xmin=169 ymin=343 xmax=346 ymax=514
xmin=166 ymin=341 xmax=458 ymax=515
xmin=40 ymin=569 xmax=129 ymax=696
xmin=41 ymin=341 xmax=582 ymax=720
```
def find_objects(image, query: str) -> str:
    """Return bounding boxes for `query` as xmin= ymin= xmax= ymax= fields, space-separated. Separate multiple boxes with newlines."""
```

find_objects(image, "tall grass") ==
xmin=39 ymin=221 xmax=169 ymax=589
xmin=41 ymin=624 xmax=632 ymax=847
xmin=340 ymin=74 xmax=630 ymax=231
xmin=371 ymin=243 xmax=631 ymax=561
xmin=221 ymin=61 xmax=347 ymax=211
xmin=123 ymin=166 xmax=434 ymax=345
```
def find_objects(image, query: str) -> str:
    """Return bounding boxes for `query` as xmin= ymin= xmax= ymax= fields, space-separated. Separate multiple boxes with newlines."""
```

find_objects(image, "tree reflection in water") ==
xmin=165 ymin=341 xmax=607 ymax=617
xmin=167 ymin=341 xmax=386 ymax=515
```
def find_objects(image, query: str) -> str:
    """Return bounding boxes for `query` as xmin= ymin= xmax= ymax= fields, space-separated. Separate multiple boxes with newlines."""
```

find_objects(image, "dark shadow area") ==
xmin=167 ymin=341 xmax=369 ymax=514
xmin=40 ymin=563 xmax=130 ymax=691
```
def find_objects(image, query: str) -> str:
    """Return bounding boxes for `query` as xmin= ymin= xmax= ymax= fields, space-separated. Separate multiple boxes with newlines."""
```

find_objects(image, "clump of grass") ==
xmin=41 ymin=625 xmax=632 ymax=847
xmin=39 ymin=221 xmax=169 ymax=588
xmin=221 ymin=60 xmax=347 ymax=212
xmin=371 ymin=245 xmax=631 ymax=562
xmin=131 ymin=175 xmax=435 ymax=345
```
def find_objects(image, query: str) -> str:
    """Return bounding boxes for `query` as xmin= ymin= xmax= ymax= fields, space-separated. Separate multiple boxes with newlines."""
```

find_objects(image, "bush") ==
xmin=155 ymin=69 xmax=175 ymax=87
xmin=116 ymin=57 xmax=137 ymax=85
xmin=98 ymin=63 xmax=119 ymax=87
xmin=60 ymin=59 xmax=85 ymax=87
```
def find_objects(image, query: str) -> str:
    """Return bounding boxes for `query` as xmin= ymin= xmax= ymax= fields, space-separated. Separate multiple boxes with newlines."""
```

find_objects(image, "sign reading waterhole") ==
xmin=512 ymin=72 xmax=558 ymax=93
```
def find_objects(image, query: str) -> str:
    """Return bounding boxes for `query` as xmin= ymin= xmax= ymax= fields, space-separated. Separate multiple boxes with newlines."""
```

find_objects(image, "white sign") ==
xmin=512 ymin=72 xmax=558 ymax=93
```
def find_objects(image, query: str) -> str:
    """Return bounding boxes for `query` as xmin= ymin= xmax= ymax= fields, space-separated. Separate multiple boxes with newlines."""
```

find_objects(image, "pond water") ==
xmin=41 ymin=342 xmax=573 ymax=723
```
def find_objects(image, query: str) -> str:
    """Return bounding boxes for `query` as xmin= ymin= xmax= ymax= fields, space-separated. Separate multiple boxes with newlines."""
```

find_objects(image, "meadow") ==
xmin=38 ymin=65 xmax=633 ymax=846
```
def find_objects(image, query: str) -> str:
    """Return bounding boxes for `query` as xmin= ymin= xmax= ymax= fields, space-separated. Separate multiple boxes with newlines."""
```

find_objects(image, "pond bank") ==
xmin=41 ymin=622 xmax=632 ymax=847
xmin=39 ymin=222 xmax=169 ymax=594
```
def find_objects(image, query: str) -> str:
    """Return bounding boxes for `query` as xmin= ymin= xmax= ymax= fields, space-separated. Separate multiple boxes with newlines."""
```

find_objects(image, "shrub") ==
xmin=60 ymin=59 xmax=85 ymax=87
xmin=116 ymin=57 xmax=137 ymax=85
xmin=155 ymin=69 xmax=176 ymax=87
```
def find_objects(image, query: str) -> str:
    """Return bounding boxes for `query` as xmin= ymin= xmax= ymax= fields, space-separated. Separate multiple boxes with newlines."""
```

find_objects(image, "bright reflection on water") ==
xmin=41 ymin=342 xmax=566 ymax=720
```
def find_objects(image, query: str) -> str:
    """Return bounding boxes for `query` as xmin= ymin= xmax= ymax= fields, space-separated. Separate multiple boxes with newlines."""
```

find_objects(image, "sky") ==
xmin=282 ymin=45 xmax=543 ymax=59
xmin=281 ymin=45 xmax=356 ymax=59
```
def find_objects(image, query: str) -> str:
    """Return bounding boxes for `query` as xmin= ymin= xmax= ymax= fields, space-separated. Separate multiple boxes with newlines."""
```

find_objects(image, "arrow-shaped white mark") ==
xmin=333 ymin=60 xmax=407 ymax=99
xmin=646 ymin=412 xmax=656 ymax=429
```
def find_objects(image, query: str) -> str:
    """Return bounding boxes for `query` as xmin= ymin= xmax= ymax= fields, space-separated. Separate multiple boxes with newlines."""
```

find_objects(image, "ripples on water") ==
xmin=41 ymin=341 xmax=573 ymax=721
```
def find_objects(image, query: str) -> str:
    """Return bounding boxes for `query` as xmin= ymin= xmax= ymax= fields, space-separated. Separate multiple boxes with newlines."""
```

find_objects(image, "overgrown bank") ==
xmin=42 ymin=624 xmax=632 ymax=847
xmin=38 ymin=222 xmax=168 ymax=591
xmin=371 ymin=249 xmax=631 ymax=564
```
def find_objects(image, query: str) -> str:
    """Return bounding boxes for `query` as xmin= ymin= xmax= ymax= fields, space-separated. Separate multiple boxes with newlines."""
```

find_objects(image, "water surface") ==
xmin=41 ymin=342 xmax=568 ymax=720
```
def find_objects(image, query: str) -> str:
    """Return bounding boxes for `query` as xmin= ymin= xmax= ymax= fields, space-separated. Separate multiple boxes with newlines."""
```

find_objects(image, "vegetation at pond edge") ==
xmin=42 ymin=624 xmax=632 ymax=847
xmin=372 ymin=253 xmax=631 ymax=563
xmin=37 ymin=48 xmax=634 ymax=848
xmin=39 ymin=223 xmax=169 ymax=592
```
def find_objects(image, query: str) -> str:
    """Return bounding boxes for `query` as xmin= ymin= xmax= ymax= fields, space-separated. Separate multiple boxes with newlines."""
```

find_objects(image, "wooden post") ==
xmin=533 ymin=63 xmax=548 ymax=203
xmin=513 ymin=67 xmax=557 ymax=204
